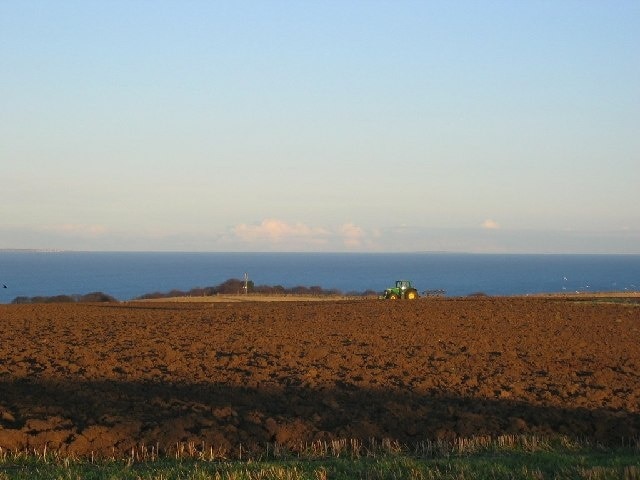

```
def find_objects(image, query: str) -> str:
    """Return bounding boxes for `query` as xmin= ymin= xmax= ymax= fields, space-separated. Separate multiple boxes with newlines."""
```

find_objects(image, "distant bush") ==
xmin=79 ymin=292 xmax=117 ymax=303
xmin=253 ymin=284 xmax=286 ymax=294
xmin=216 ymin=278 xmax=251 ymax=294
xmin=9 ymin=279 xmax=382 ymax=304
xmin=136 ymin=292 xmax=165 ymax=300
xmin=130 ymin=278 xmax=375 ymax=300
xmin=46 ymin=295 xmax=76 ymax=303
xmin=11 ymin=291 xmax=117 ymax=304
xmin=17 ymin=295 xmax=75 ymax=303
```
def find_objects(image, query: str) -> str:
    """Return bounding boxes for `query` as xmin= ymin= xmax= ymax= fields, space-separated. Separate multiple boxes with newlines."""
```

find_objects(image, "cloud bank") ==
xmin=232 ymin=219 xmax=371 ymax=250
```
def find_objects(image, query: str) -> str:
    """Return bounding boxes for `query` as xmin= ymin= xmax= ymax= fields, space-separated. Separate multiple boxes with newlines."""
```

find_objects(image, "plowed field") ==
xmin=1 ymin=297 xmax=638 ymax=457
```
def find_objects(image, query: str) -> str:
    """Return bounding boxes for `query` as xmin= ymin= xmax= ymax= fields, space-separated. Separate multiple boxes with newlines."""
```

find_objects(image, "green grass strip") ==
xmin=1 ymin=445 xmax=638 ymax=480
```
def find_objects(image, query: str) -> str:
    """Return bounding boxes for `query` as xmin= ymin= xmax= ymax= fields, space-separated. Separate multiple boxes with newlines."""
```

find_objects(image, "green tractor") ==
xmin=382 ymin=280 xmax=419 ymax=300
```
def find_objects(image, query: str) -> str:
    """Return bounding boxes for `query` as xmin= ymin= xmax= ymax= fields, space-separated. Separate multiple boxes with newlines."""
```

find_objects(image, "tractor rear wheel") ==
xmin=405 ymin=289 xmax=418 ymax=300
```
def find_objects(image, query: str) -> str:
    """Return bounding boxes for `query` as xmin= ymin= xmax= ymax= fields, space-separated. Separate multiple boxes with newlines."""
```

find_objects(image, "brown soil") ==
xmin=0 ymin=297 xmax=638 ymax=457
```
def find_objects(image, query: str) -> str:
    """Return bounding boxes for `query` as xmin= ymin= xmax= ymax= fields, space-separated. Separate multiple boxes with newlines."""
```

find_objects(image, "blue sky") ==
xmin=1 ymin=1 xmax=638 ymax=252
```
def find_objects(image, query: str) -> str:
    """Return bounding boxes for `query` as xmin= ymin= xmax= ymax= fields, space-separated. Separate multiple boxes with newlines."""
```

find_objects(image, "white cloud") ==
xmin=231 ymin=219 xmax=376 ymax=250
xmin=481 ymin=219 xmax=500 ymax=230
xmin=341 ymin=222 xmax=365 ymax=248
xmin=233 ymin=219 xmax=330 ymax=244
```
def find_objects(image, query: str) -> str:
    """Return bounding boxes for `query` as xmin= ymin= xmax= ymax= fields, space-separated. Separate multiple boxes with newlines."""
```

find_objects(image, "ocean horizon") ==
xmin=1 ymin=251 xmax=639 ymax=303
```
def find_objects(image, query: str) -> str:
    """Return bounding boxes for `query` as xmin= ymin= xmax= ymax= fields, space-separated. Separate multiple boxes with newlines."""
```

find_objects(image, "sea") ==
xmin=0 ymin=251 xmax=639 ymax=303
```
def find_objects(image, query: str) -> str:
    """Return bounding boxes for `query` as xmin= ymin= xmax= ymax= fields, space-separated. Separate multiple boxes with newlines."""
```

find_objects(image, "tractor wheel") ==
xmin=388 ymin=293 xmax=399 ymax=300
xmin=405 ymin=289 xmax=418 ymax=300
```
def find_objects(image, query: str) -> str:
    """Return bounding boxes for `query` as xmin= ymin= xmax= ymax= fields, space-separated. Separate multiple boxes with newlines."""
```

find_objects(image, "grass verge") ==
xmin=0 ymin=435 xmax=638 ymax=479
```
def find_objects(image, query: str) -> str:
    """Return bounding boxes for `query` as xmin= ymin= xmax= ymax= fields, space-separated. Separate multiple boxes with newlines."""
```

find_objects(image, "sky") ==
xmin=1 ymin=1 xmax=638 ymax=253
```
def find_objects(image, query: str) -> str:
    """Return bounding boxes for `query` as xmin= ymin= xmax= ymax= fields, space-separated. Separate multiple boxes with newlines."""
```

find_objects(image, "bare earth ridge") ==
xmin=0 ymin=297 xmax=638 ymax=457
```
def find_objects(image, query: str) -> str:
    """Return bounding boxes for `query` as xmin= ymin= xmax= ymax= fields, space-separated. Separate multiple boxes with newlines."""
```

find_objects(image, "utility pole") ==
xmin=243 ymin=272 xmax=249 ymax=295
